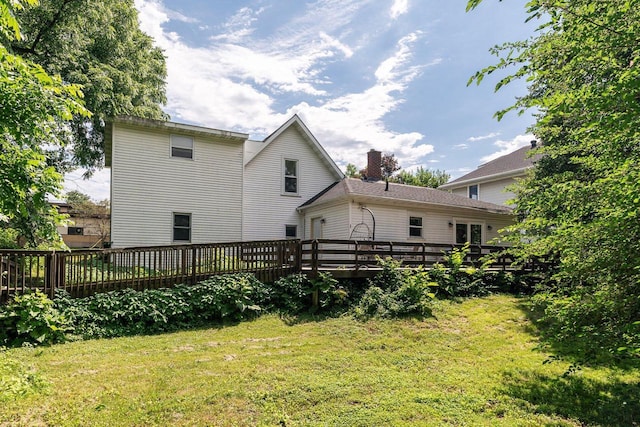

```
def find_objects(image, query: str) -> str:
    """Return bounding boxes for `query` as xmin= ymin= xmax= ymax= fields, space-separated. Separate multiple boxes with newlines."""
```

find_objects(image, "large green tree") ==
xmin=12 ymin=0 xmax=167 ymax=174
xmin=391 ymin=167 xmax=450 ymax=188
xmin=1 ymin=0 xmax=88 ymax=246
xmin=468 ymin=0 xmax=640 ymax=357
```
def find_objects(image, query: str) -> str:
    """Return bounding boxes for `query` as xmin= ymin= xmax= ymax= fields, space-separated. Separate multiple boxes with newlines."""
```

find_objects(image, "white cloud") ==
xmin=480 ymin=134 xmax=534 ymax=163
xmin=131 ymin=0 xmax=436 ymax=170
xmin=453 ymin=143 xmax=468 ymax=150
xmin=390 ymin=0 xmax=409 ymax=19
xmin=467 ymin=131 xmax=500 ymax=142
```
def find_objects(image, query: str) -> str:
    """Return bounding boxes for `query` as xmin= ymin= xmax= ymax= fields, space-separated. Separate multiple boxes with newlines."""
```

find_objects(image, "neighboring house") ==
xmin=297 ymin=178 xmax=513 ymax=246
xmin=52 ymin=202 xmax=110 ymax=248
xmin=107 ymin=115 xmax=513 ymax=248
xmin=439 ymin=141 xmax=539 ymax=206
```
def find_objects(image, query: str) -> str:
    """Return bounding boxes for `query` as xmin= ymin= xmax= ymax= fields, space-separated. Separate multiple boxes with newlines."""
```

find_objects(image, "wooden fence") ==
xmin=1 ymin=239 xmax=521 ymax=303
xmin=300 ymin=239 xmax=515 ymax=277
xmin=1 ymin=240 xmax=300 ymax=302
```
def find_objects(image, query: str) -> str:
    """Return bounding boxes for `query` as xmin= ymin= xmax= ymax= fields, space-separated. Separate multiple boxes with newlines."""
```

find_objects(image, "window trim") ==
xmin=452 ymin=219 xmax=484 ymax=245
xmin=408 ymin=214 xmax=423 ymax=238
xmin=170 ymin=135 xmax=194 ymax=160
xmin=468 ymin=184 xmax=479 ymax=200
xmin=173 ymin=212 xmax=192 ymax=242
xmin=283 ymin=158 xmax=299 ymax=195
xmin=285 ymin=224 xmax=297 ymax=239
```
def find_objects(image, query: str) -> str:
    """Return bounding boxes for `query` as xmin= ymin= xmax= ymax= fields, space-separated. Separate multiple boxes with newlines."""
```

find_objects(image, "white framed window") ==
xmin=409 ymin=216 xmax=423 ymax=238
xmin=468 ymin=184 xmax=479 ymax=200
xmin=171 ymin=135 xmax=194 ymax=159
xmin=283 ymin=159 xmax=298 ymax=194
xmin=454 ymin=220 xmax=483 ymax=245
xmin=285 ymin=224 xmax=297 ymax=239
xmin=173 ymin=213 xmax=191 ymax=242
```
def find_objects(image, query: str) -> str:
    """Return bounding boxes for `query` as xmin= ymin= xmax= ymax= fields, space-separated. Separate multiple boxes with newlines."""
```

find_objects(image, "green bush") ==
xmin=54 ymin=273 xmax=271 ymax=339
xmin=0 ymin=291 xmax=71 ymax=347
xmin=271 ymin=272 xmax=349 ymax=314
xmin=354 ymin=259 xmax=437 ymax=320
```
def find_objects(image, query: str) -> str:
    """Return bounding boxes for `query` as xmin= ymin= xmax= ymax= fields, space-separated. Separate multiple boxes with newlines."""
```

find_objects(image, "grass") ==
xmin=1 ymin=295 xmax=638 ymax=426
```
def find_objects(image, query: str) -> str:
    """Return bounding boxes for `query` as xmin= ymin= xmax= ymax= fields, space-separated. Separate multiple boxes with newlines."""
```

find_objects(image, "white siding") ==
xmin=476 ymin=178 xmax=517 ymax=206
xmin=301 ymin=202 xmax=351 ymax=240
xmin=304 ymin=200 xmax=514 ymax=245
xmin=446 ymin=176 xmax=521 ymax=206
xmin=110 ymin=123 xmax=244 ymax=247
xmin=243 ymin=126 xmax=339 ymax=241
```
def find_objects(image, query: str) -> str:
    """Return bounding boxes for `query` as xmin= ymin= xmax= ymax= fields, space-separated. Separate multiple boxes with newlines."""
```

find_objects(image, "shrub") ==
xmin=354 ymin=259 xmax=437 ymax=320
xmin=0 ymin=291 xmax=71 ymax=347
xmin=54 ymin=273 xmax=271 ymax=339
xmin=271 ymin=273 xmax=349 ymax=314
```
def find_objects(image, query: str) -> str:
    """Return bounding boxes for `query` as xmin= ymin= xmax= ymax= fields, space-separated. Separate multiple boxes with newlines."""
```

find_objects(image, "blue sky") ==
xmin=64 ymin=0 xmax=538 ymax=201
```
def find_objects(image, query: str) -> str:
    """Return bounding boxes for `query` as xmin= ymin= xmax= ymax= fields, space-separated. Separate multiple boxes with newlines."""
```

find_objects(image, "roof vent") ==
xmin=530 ymin=140 xmax=537 ymax=148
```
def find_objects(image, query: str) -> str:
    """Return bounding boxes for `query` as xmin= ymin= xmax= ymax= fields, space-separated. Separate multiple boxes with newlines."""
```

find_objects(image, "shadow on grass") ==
xmin=501 ymin=369 xmax=640 ymax=427
xmin=514 ymin=298 xmax=640 ymax=370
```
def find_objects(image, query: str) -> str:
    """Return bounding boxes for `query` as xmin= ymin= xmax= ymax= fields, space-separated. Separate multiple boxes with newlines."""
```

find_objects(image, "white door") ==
xmin=311 ymin=217 xmax=323 ymax=239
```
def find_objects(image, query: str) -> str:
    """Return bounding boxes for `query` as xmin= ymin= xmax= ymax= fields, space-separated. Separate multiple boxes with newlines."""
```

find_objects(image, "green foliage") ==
xmin=271 ymin=272 xmax=349 ymax=314
xmin=391 ymin=166 xmax=450 ymax=188
xmin=0 ymin=291 xmax=71 ymax=347
xmin=13 ymin=0 xmax=167 ymax=173
xmin=355 ymin=257 xmax=437 ymax=319
xmin=344 ymin=163 xmax=360 ymax=178
xmin=54 ymin=274 xmax=270 ymax=339
xmin=0 ymin=226 xmax=20 ymax=248
xmin=0 ymin=0 xmax=89 ymax=246
xmin=0 ymin=348 xmax=47 ymax=401
xmin=468 ymin=0 xmax=640 ymax=357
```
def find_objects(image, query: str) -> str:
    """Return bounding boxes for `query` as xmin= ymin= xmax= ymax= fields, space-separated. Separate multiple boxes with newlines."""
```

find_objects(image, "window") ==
xmin=68 ymin=227 xmax=84 ymax=236
xmin=409 ymin=216 xmax=423 ymax=237
xmin=173 ymin=213 xmax=191 ymax=242
xmin=455 ymin=222 xmax=482 ymax=244
xmin=284 ymin=159 xmax=298 ymax=194
xmin=285 ymin=225 xmax=297 ymax=239
xmin=171 ymin=135 xmax=193 ymax=159
xmin=468 ymin=184 xmax=478 ymax=200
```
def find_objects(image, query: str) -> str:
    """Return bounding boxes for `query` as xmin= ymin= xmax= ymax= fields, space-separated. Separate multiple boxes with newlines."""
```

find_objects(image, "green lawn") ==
xmin=2 ymin=295 xmax=638 ymax=426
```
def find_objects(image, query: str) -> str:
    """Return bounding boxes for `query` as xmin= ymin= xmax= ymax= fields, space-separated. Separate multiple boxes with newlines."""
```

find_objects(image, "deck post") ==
xmin=311 ymin=239 xmax=319 ymax=278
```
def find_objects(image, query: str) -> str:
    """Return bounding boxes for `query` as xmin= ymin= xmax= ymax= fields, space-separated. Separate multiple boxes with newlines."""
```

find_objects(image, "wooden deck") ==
xmin=2 ymin=239 xmax=522 ymax=302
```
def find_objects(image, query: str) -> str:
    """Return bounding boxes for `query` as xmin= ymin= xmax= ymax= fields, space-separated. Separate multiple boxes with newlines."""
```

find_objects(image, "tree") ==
xmin=381 ymin=153 xmax=401 ymax=178
xmin=345 ymin=163 xmax=360 ymax=178
xmin=1 ymin=0 xmax=88 ymax=246
xmin=468 ymin=0 xmax=640 ymax=357
xmin=13 ymin=0 xmax=167 ymax=174
xmin=392 ymin=167 xmax=450 ymax=188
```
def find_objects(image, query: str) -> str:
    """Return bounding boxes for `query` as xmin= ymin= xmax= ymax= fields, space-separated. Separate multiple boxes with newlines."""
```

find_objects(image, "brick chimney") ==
xmin=367 ymin=149 xmax=382 ymax=181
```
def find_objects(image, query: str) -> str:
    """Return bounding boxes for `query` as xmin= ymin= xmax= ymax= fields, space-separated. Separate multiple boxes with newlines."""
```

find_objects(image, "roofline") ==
xmin=245 ymin=115 xmax=345 ymax=179
xmin=109 ymin=116 xmax=249 ymax=141
xmin=439 ymin=166 xmax=531 ymax=189
xmin=297 ymin=184 xmax=512 ymax=215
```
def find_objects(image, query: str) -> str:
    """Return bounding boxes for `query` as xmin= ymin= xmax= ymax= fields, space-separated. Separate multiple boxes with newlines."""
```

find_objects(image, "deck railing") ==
xmin=1 ymin=240 xmax=300 ymax=302
xmin=1 ymin=239 xmax=524 ymax=302
xmin=300 ymin=239 xmax=515 ymax=276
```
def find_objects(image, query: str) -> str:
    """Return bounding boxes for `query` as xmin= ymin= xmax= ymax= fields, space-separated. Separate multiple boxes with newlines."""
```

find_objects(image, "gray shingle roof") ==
xmin=299 ymin=178 xmax=511 ymax=214
xmin=441 ymin=145 xmax=539 ymax=188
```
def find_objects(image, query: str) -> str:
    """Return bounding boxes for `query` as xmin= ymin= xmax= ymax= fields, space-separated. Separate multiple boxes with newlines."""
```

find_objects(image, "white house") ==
xmin=106 ymin=115 xmax=513 ymax=248
xmin=105 ymin=115 xmax=342 ymax=247
xmin=106 ymin=116 xmax=248 ymax=247
xmin=298 ymin=178 xmax=513 ymax=246
xmin=242 ymin=115 xmax=344 ymax=241
xmin=439 ymin=141 xmax=540 ymax=206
